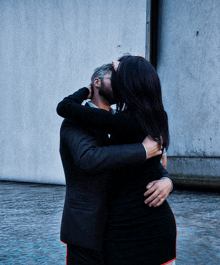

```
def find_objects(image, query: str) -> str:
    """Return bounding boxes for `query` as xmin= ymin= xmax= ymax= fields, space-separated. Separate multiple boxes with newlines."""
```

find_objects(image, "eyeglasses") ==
xmin=101 ymin=77 xmax=111 ymax=79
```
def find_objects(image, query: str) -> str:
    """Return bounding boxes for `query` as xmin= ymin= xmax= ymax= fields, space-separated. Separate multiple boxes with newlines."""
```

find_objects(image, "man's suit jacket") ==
xmin=59 ymin=118 xmax=146 ymax=251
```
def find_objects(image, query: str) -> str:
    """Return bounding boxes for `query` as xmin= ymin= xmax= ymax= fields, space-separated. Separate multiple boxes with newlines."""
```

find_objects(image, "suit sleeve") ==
xmin=57 ymin=87 xmax=139 ymax=134
xmin=157 ymin=163 xmax=174 ymax=192
xmin=62 ymin=125 xmax=146 ymax=174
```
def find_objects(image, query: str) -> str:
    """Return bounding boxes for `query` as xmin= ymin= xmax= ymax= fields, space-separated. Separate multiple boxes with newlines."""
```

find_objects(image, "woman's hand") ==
xmin=112 ymin=60 xmax=119 ymax=71
xmin=87 ymin=83 xmax=93 ymax=99
xmin=161 ymin=154 xmax=167 ymax=169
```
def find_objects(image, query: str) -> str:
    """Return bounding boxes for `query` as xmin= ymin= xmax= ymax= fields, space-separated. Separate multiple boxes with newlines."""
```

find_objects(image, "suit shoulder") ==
xmin=61 ymin=119 xmax=80 ymax=130
xmin=60 ymin=119 xmax=91 ymax=137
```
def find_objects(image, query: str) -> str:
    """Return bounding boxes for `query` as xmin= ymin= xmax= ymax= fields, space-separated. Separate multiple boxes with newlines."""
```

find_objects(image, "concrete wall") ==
xmin=1 ymin=0 xmax=219 ymax=187
xmin=157 ymin=0 xmax=220 ymax=187
xmin=0 ymin=0 xmax=147 ymax=184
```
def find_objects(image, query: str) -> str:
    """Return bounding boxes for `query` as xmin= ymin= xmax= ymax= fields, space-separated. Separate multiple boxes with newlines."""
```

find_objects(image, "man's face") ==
xmin=98 ymin=72 xmax=116 ymax=105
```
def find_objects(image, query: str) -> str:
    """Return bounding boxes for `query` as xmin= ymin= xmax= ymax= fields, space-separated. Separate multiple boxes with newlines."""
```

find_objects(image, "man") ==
xmin=57 ymin=64 xmax=173 ymax=264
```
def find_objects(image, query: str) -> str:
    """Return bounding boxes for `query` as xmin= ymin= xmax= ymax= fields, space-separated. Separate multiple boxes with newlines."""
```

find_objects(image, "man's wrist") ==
xmin=160 ymin=177 xmax=173 ymax=192
xmin=142 ymin=143 xmax=147 ymax=160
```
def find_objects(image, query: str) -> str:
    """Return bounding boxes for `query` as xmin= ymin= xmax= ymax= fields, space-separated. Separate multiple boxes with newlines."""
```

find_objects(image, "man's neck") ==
xmin=90 ymin=98 xmax=111 ymax=111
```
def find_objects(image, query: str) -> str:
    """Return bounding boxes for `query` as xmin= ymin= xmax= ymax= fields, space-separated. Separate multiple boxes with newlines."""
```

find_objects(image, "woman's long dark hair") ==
xmin=111 ymin=55 xmax=170 ymax=149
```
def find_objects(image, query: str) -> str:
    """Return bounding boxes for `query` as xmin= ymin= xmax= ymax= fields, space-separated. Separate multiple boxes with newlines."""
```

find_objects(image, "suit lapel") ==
xmin=85 ymin=102 xmax=109 ymax=146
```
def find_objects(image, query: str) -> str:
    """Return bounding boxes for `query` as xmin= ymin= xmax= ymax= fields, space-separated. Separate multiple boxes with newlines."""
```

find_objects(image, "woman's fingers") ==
xmin=87 ymin=83 xmax=92 ymax=99
xmin=112 ymin=60 xmax=119 ymax=71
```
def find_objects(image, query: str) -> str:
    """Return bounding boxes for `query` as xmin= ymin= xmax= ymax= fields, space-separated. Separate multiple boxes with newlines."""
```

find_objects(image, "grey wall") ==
xmin=1 ymin=0 xmax=219 ymax=187
xmin=0 ymin=0 xmax=147 ymax=184
xmin=158 ymin=0 xmax=220 ymax=186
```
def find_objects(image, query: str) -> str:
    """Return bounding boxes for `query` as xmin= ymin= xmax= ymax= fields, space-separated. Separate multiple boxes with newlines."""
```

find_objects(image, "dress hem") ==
xmin=161 ymin=257 xmax=177 ymax=265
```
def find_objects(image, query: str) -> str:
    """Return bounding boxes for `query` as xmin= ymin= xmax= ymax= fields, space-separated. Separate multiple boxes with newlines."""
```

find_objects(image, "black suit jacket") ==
xmin=59 ymin=116 xmax=146 ymax=251
xmin=57 ymin=87 xmax=173 ymax=187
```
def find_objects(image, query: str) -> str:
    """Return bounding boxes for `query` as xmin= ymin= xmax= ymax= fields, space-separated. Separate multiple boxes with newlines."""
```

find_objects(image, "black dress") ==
xmin=57 ymin=88 xmax=177 ymax=265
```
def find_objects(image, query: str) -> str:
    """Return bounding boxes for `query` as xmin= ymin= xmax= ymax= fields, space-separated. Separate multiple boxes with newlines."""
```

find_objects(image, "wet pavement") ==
xmin=0 ymin=181 xmax=219 ymax=264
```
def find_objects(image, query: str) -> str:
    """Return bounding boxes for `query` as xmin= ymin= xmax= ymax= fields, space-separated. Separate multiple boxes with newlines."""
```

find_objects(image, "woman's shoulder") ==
xmin=114 ymin=109 xmax=140 ymax=129
xmin=115 ymin=108 xmax=138 ymax=121
xmin=107 ymin=109 xmax=143 ymax=137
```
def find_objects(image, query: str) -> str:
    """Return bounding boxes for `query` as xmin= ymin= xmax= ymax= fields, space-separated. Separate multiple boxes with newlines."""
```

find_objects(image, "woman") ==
xmin=57 ymin=55 xmax=177 ymax=265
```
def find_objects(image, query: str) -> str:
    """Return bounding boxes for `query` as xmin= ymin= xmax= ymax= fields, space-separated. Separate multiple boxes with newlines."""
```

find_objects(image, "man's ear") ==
xmin=93 ymin=77 xmax=101 ymax=89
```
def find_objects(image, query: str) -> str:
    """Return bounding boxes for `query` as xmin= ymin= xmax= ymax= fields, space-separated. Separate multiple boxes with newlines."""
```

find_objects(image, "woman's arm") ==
xmin=161 ymin=154 xmax=167 ymax=169
xmin=57 ymin=87 xmax=139 ymax=134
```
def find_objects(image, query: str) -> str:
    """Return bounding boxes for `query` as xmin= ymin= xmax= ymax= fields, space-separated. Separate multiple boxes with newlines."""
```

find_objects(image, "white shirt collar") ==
xmin=88 ymin=101 xmax=116 ymax=114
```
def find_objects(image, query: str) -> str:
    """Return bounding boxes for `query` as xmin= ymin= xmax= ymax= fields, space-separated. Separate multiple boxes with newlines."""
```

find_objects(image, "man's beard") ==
xmin=98 ymin=81 xmax=116 ymax=105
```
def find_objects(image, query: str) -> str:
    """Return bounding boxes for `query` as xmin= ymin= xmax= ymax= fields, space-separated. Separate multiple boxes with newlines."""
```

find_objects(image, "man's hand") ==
xmin=144 ymin=178 xmax=172 ymax=207
xmin=142 ymin=136 xmax=162 ymax=159
xmin=87 ymin=83 xmax=93 ymax=99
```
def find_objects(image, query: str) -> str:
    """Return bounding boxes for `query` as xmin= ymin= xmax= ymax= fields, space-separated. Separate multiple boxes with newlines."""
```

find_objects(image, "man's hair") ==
xmin=91 ymin=63 xmax=113 ymax=86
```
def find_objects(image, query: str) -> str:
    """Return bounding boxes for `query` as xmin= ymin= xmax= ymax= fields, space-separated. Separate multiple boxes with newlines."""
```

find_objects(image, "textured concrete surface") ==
xmin=1 ymin=0 xmax=220 ymax=186
xmin=167 ymin=157 xmax=220 ymax=188
xmin=157 ymin=0 xmax=220 ymax=182
xmin=158 ymin=0 xmax=220 ymax=157
xmin=0 ymin=0 xmax=146 ymax=184
xmin=0 ymin=181 xmax=220 ymax=264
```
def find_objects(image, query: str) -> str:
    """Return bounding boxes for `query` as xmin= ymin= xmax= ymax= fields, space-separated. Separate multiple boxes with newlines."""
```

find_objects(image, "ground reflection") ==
xmin=0 ymin=181 xmax=219 ymax=264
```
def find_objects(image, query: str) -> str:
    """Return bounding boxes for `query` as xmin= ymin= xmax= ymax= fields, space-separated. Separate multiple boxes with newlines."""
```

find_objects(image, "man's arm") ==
xmin=62 ymin=119 xmax=163 ymax=174
xmin=62 ymin=124 xmax=148 ymax=174
xmin=144 ymin=164 xmax=174 ymax=207
xmin=62 ymin=121 xmax=171 ymax=207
